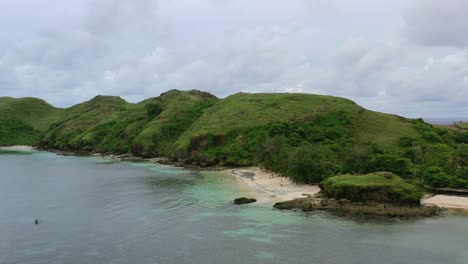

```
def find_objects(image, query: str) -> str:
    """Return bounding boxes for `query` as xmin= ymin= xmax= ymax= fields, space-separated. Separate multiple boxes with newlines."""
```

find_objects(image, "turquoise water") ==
xmin=1 ymin=150 xmax=468 ymax=264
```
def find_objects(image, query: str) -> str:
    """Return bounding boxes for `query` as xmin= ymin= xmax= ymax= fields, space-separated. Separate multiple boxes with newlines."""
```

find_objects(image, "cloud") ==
xmin=0 ymin=0 xmax=467 ymax=117
xmin=300 ymin=37 xmax=468 ymax=117
xmin=403 ymin=0 xmax=468 ymax=48
xmin=84 ymin=0 xmax=158 ymax=37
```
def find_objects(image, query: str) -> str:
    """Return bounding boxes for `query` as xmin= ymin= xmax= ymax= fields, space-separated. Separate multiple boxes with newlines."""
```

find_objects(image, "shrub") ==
xmin=423 ymin=166 xmax=451 ymax=188
xmin=321 ymin=173 xmax=424 ymax=205
xmin=369 ymin=154 xmax=413 ymax=176
xmin=145 ymin=103 xmax=163 ymax=119
xmin=455 ymin=132 xmax=468 ymax=144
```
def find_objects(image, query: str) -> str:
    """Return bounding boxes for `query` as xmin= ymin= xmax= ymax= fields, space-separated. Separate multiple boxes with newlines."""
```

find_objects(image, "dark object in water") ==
xmin=34 ymin=219 xmax=39 ymax=224
xmin=234 ymin=197 xmax=257 ymax=205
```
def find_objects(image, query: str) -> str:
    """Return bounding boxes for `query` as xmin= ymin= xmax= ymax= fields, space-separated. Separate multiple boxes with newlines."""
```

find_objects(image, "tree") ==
xmin=256 ymin=135 xmax=290 ymax=175
xmin=455 ymin=132 xmax=468 ymax=144
xmin=422 ymin=166 xmax=450 ymax=188
xmin=288 ymin=143 xmax=337 ymax=184
xmin=368 ymin=153 xmax=413 ymax=176
xmin=394 ymin=158 xmax=414 ymax=176
xmin=455 ymin=144 xmax=468 ymax=179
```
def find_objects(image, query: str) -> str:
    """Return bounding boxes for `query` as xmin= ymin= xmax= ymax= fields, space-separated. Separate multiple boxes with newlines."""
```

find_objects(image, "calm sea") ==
xmin=422 ymin=118 xmax=468 ymax=125
xmin=1 ymin=150 xmax=468 ymax=264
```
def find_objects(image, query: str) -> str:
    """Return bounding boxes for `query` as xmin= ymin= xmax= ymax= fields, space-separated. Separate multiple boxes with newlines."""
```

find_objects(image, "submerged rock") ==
xmin=234 ymin=197 xmax=257 ymax=205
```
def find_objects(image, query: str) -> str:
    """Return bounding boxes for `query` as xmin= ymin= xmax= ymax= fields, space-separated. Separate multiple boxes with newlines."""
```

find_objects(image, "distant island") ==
xmin=1 ymin=89 xmax=467 ymax=216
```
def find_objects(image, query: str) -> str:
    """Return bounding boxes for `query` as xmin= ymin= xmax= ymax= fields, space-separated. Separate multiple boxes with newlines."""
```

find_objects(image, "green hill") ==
xmin=0 ymin=97 xmax=64 ymax=145
xmin=1 ymin=90 xmax=466 ymax=189
xmin=131 ymin=90 xmax=217 ymax=157
xmin=41 ymin=95 xmax=131 ymax=150
xmin=175 ymin=93 xmax=418 ymax=152
xmin=176 ymin=93 xmax=360 ymax=147
xmin=0 ymin=97 xmax=64 ymax=130
xmin=41 ymin=90 xmax=217 ymax=156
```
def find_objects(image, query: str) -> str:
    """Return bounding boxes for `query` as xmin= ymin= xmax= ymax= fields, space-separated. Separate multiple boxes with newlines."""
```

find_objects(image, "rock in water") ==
xmin=234 ymin=197 xmax=257 ymax=205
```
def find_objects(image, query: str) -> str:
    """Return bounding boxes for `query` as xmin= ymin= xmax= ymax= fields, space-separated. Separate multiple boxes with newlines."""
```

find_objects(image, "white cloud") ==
xmin=0 ymin=0 xmax=467 ymax=117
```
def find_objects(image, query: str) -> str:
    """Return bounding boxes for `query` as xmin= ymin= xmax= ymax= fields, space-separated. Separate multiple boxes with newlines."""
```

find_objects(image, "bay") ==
xmin=1 ymin=151 xmax=467 ymax=264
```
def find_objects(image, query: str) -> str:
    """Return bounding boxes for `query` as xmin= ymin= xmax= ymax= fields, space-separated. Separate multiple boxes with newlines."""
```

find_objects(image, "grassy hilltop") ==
xmin=41 ymin=90 xmax=217 ymax=156
xmin=321 ymin=173 xmax=424 ymax=205
xmin=0 ymin=97 xmax=64 ymax=145
xmin=1 ymin=90 xmax=467 ymax=189
xmin=176 ymin=93 xmax=417 ymax=151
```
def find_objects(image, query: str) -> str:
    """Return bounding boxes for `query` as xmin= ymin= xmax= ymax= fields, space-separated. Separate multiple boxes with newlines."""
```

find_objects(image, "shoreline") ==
xmin=224 ymin=167 xmax=320 ymax=204
xmin=225 ymin=167 xmax=468 ymax=213
xmin=421 ymin=195 xmax=468 ymax=212
xmin=0 ymin=145 xmax=36 ymax=151
xmin=3 ymin=146 xmax=468 ymax=213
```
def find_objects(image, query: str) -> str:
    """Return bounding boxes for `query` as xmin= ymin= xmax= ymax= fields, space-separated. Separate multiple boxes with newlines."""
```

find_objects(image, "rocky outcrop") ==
xmin=319 ymin=172 xmax=423 ymax=206
xmin=273 ymin=197 xmax=446 ymax=217
xmin=234 ymin=197 xmax=257 ymax=205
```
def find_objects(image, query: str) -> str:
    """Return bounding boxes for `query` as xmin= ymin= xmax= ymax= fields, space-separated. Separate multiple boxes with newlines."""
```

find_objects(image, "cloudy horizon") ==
xmin=1 ymin=0 xmax=467 ymax=118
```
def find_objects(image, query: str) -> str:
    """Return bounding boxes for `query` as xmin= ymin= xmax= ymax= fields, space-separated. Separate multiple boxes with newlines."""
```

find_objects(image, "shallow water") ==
xmin=1 ymin=151 xmax=468 ymax=264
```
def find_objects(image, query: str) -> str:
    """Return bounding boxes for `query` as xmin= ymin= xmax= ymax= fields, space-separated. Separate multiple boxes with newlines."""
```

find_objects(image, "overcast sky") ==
xmin=1 ymin=0 xmax=467 ymax=117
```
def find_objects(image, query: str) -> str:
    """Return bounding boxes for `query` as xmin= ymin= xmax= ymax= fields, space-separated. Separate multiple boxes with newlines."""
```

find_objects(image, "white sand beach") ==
xmin=227 ymin=167 xmax=468 ymax=211
xmin=422 ymin=195 xmax=468 ymax=211
xmin=225 ymin=167 xmax=320 ymax=203
xmin=0 ymin=145 xmax=35 ymax=151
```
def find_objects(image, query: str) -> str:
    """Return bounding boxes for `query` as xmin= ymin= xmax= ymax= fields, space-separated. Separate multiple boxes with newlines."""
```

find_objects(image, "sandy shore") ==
xmin=225 ymin=167 xmax=320 ymax=203
xmin=227 ymin=167 xmax=468 ymax=211
xmin=0 ymin=145 xmax=35 ymax=151
xmin=422 ymin=195 xmax=468 ymax=211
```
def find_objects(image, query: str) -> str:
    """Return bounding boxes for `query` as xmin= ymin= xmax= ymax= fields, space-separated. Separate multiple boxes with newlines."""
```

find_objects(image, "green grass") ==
xmin=351 ymin=110 xmax=418 ymax=151
xmin=1 ymin=92 xmax=420 ymax=153
xmin=0 ymin=97 xmax=64 ymax=145
xmin=176 ymin=92 xmax=417 ymax=151
xmin=321 ymin=173 xmax=424 ymax=205
xmin=132 ymin=90 xmax=217 ymax=156
xmin=0 ymin=119 xmax=42 ymax=146
xmin=178 ymin=92 xmax=359 ymax=138
xmin=323 ymin=173 xmax=407 ymax=187
xmin=40 ymin=90 xmax=217 ymax=155
xmin=41 ymin=95 xmax=131 ymax=150
xmin=0 ymin=97 xmax=64 ymax=131
xmin=0 ymin=91 xmax=422 ymax=160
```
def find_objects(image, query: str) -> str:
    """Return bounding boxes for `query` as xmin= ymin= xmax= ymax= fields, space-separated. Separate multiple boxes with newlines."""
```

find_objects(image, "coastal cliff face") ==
xmin=1 ymin=90 xmax=467 ymax=189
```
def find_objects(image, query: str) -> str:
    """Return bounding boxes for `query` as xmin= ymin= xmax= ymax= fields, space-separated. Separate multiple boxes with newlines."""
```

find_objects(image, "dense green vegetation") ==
xmin=41 ymin=90 xmax=217 ymax=157
xmin=1 ymin=90 xmax=466 ymax=189
xmin=396 ymin=120 xmax=468 ymax=189
xmin=0 ymin=119 xmax=42 ymax=146
xmin=0 ymin=97 xmax=64 ymax=131
xmin=321 ymin=173 xmax=424 ymax=205
xmin=0 ymin=97 xmax=64 ymax=145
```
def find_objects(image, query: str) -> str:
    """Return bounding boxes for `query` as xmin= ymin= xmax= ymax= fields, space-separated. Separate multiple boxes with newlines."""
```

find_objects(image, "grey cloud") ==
xmin=303 ymin=38 xmax=468 ymax=116
xmin=403 ymin=0 xmax=468 ymax=47
xmin=309 ymin=39 xmax=404 ymax=98
xmin=0 ymin=0 xmax=467 ymax=117
xmin=84 ymin=0 xmax=158 ymax=36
